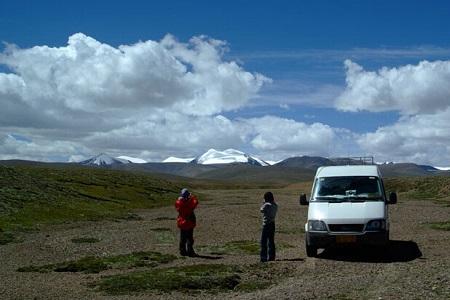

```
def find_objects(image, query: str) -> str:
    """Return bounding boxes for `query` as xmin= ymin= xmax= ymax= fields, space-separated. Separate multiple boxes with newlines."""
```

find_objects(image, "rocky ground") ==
xmin=0 ymin=185 xmax=449 ymax=299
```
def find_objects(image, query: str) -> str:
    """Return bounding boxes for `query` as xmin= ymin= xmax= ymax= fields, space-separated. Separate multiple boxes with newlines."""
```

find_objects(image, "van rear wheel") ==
xmin=306 ymin=243 xmax=317 ymax=257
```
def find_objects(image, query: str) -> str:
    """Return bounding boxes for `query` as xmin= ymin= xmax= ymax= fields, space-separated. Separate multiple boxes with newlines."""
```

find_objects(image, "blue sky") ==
xmin=1 ymin=0 xmax=450 ymax=165
xmin=3 ymin=1 xmax=450 ymax=48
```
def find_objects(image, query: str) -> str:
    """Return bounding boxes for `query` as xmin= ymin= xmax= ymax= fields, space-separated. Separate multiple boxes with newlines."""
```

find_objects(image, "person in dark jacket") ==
xmin=175 ymin=188 xmax=199 ymax=257
xmin=260 ymin=191 xmax=278 ymax=262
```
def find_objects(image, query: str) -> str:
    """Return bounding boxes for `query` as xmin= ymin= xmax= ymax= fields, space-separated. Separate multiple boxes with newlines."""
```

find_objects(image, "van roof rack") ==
xmin=329 ymin=156 xmax=375 ymax=165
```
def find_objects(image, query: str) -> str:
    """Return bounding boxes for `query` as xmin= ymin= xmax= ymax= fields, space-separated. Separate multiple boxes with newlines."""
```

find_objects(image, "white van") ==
xmin=299 ymin=165 xmax=397 ymax=257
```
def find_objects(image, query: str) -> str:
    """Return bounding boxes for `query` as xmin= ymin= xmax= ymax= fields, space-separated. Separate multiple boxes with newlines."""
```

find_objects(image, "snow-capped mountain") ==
xmin=163 ymin=156 xmax=195 ymax=163
xmin=80 ymin=154 xmax=148 ymax=165
xmin=192 ymin=149 xmax=269 ymax=166
xmin=80 ymin=153 xmax=129 ymax=166
xmin=83 ymin=150 xmax=271 ymax=167
xmin=117 ymin=156 xmax=147 ymax=164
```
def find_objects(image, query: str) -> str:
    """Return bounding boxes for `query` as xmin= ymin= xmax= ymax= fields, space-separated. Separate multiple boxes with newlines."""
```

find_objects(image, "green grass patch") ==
xmin=384 ymin=176 xmax=450 ymax=201
xmin=93 ymin=264 xmax=241 ymax=294
xmin=0 ymin=165 xmax=180 ymax=231
xmin=17 ymin=251 xmax=177 ymax=274
xmin=71 ymin=237 xmax=100 ymax=244
xmin=428 ymin=221 xmax=450 ymax=231
xmin=0 ymin=230 xmax=16 ymax=245
xmin=93 ymin=262 xmax=290 ymax=295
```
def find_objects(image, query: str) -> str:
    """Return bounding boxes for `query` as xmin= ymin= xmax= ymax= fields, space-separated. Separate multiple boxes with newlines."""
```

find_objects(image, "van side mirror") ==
xmin=299 ymin=193 xmax=308 ymax=206
xmin=388 ymin=192 xmax=397 ymax=204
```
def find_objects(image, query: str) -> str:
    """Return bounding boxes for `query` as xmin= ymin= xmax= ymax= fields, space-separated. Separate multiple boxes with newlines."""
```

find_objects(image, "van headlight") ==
xmin=366 ymin=220 xmax=386 ymax=231
xmin=308 ymin=220 xmax=327 ymax=231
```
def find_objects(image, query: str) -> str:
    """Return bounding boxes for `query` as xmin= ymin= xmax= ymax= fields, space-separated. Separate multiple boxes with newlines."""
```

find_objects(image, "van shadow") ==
xmin=318 ymin=240 xmax=422 ymax=263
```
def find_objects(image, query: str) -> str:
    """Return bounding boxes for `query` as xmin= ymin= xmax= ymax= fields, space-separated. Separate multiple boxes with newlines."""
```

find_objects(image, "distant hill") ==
xmin=379 ymin=163 xmax=440 ymax=177
xmin=277 ymin=156 xmax=378 ymax=169
xmin=276 ymin=156 xmax=333 ymax=169
xmin=1 ymin=154 xmax=448 ymax=184
xmin=64 ymin=151 xmax=448 ymax=180
xmin=115 ymin=162 xmax=221 ymax=178
xmin=120 ymin=159 xmax=446 ymax=180
xmin=195 ymin=164 xmax=315 ymax=185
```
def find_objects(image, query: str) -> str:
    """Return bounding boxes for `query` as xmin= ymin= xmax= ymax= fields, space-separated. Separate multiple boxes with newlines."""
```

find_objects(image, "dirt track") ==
xmin=1 ymin=186 xmax=449 ymax=299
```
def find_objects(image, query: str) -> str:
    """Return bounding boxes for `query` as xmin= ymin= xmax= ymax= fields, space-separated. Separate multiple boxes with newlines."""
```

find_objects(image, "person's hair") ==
xmin=181 ymin=188 xmax=190 ymax=198
xmin=264 ymin=191 xmax=274 ymax=203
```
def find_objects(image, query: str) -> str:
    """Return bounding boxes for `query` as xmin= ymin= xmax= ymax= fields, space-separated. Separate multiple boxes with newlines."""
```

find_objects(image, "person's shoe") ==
xmin=180 ymin=251 xmax=188 ymax=256
xmin=187 ymin=251 xmax=198 ymax=257
xmin=268 ymin=257 xmax=276 ymax=261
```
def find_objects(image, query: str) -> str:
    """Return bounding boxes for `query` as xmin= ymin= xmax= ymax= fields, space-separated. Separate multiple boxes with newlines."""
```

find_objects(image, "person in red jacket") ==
xmin=175 ymin=188 xmax=198 ymax=256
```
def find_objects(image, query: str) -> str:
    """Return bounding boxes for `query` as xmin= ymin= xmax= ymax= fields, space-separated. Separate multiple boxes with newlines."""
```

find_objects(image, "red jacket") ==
xmin=175 ymin=195 xmax=198 ymax=230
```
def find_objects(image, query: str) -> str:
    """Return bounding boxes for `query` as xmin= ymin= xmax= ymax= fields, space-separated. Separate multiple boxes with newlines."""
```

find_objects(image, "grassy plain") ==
xmin=0 ymin=164 xmax=449 ymax=299
xmin=0 ymin=164 xmax=180 ymax=232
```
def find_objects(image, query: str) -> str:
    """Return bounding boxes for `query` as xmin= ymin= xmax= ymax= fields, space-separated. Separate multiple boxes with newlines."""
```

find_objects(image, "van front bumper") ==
xmin=306 ymin=231 xmax=389 ymax=248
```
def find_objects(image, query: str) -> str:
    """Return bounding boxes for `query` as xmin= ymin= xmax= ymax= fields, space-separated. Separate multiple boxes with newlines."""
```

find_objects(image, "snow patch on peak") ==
xmin=433 ymin=166 xmax=450 ymax=171
xmin=163 ymin=156 xmax=195 ymax=163
xmin=117 ymin=156 xmax=147 ymax=164
xmin=265 ymin=160 xmax=281 ymax=166
xmin=194 ymin=149 xmax=268 ymax=166
xmin=195 ymin=149 xmax=246 ymax=165
xmin=222 ymin=148 xmax=245 ymax=155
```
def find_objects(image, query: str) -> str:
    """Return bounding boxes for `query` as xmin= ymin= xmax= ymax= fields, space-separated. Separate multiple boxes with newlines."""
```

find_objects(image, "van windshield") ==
xmin=312 ymin=176 xmax=384 ymax=202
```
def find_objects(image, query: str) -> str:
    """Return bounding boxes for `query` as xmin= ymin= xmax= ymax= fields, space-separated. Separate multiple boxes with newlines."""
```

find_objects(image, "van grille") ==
xmin=328 ymin=224 xmax=364 ymax=232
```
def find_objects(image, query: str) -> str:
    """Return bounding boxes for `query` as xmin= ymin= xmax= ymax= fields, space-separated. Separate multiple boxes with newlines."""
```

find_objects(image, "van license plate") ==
xmin=336 ymin=235 xmax=356 ymax=243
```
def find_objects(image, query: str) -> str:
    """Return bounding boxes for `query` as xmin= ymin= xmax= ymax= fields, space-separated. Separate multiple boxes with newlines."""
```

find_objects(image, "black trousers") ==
xmin=179 ymin=229 xmax=194 ymax=255
xmin=260 ymin=222 xmax=275 ymax=262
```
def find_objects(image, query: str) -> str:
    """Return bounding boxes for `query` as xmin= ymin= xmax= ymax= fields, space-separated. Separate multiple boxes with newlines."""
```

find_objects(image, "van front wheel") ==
xmin=306 ymin=243 xmax=317 ymax=257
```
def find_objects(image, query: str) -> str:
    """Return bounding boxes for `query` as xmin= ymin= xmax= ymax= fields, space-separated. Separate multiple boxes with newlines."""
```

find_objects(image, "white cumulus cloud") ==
xmin=0 ymin=33 xmax=272 ymax=161
xmin=7 ymin=34 xmax=449 ymax=165
xmin=0 ymin=33 xmax=269 ymax=119
xmin=336 ymin=59 xmax=450 ymax=115
xmin=357 ymin=108 xmax=450 ymax=165
xmin=245 ymin=116 xmax=338 ymax=158
xmin=334 ymin=59 xmax=450 ymax=165
xmin=84 ymin=113 xmax=247 ymax=160
xmin=0 ymin=134 xmax=88 ymax=162
xmin=80 ymin=114 xmax=345 ymax=161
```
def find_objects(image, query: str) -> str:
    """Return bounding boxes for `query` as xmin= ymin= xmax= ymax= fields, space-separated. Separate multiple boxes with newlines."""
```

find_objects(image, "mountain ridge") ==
xmin=2 ymin=152 xmax=447 ymax=181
